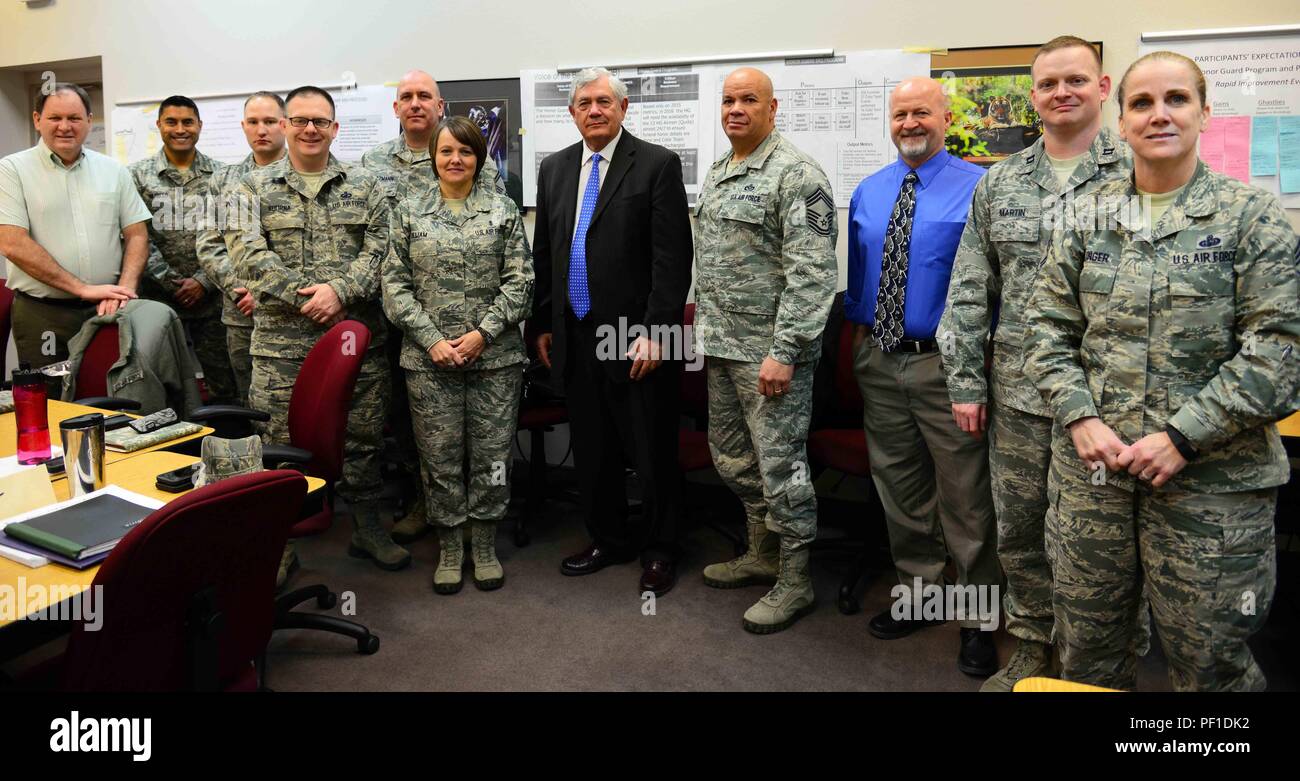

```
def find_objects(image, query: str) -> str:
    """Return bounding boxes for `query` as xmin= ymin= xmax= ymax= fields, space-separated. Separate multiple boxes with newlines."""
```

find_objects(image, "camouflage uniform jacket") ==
xmin=224 ymin=154 xmax=389 ymax=360
xmin=383 ymin=181 xmax=532 ymax=372
xmin=693 ymin=130 xmax=838 ymax=365
xmin=196 ymin=151 xmax=281 ymax=327
xmin=129 ymin=148 xmax=223 ymax=320
xmin=940 ymin=128 xmax=1129 ymax=415
xmin=360 ymin=134 xmax=502 ymax=201
xmin=1025 ymin=162 xmax=1300 ymax=493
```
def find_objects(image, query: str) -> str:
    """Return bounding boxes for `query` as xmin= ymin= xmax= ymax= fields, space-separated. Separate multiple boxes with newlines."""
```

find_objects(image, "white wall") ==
xmin=1 ymin=0 xmax=1296 ymax=247
xmin=3 ymin=0 xmax=1297 ymax=125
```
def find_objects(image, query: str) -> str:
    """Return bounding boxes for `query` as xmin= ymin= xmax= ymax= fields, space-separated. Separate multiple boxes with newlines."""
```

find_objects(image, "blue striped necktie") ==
xmin=568 ymin=152 xmax=602 ymax=319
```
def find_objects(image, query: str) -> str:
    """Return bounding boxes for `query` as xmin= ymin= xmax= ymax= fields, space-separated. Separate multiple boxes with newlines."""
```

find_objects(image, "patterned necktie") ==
xmin=568 ymin=152 xmax=602 ymax=319
xmin=872 ymin=170 xmax=919 ymax=352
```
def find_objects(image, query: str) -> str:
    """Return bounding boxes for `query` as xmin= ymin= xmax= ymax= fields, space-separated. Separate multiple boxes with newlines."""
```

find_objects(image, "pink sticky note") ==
xmin=1220 ymin=115 xmax=1251 ymax=183
xmin=1200 ymin=117 xmax=1226 ymax=174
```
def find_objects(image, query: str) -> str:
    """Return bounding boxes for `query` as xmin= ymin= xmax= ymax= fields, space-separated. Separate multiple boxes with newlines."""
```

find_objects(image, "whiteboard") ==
xmin=109 ymin=85 xmax=400 ymax=166
xmin=520 ymin=50 xmax=930 ymax=207
xmin=1139 ymin=31 xmax=1300 ymax=208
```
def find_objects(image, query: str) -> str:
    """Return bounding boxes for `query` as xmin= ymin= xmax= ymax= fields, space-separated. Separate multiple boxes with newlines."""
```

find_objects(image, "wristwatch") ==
xmin=476 ymin=327 xmax=494 ymax=346
xmin=1164 ymin=424 xmax=1199 ymax=462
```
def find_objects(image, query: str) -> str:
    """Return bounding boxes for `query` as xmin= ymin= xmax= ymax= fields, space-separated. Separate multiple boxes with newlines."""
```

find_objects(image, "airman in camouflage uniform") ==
xmin=195 ymin=93 xmax=287 ymax=405
xmin=130 ymin=146 xmax=238 ymax=402
xmin=361 ymin=71 xmax=504 ymax=544
xmin=384 ymin=175 xmax=532 ymax=594
xmin=361 ymin=135 xmax=501 ymax=202
xmin=938 ymin=127 xmax=1130 ymax=689
xmin=196 ymin=153 xmax=268 ymax=404
xmin=225 ymin=147 xmax=410 ymax=572
xmin=1025 ymin=161 xmax=1300 ymax=691
xmin=695 ymin=69 xmax=838 ymax=635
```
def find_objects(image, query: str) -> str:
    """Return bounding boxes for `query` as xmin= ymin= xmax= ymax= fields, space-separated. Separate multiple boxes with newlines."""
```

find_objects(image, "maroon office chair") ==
xmin=806 ymin=318 xmax=887 ymax=615
xmin=513 ymin=318 xmax=569 ymax=547
xmin=678 ymin=303 xmax=745 ymax=554
xmin=189 ymin=321 xmax=380 ymax=654
xmin=0 ymin=283 xmax=13 ymax=380
xmin=51 ymin=470 xmax=307 ymax=691
xmin=67 ymin=323 xmax=143 ymax=412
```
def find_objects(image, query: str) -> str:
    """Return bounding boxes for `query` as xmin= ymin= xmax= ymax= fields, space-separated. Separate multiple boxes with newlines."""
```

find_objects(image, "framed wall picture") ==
xmin=931 ymin=42 xmax=1102 ymax=167
xmin=438 ymin=78 xmax=524 ymax=209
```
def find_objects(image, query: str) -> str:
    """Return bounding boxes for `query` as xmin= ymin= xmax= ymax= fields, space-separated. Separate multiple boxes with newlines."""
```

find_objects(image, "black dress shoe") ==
xmin=867 ymin=609 xmax=946 ymax=640
xmin=560 ymin=542 xmax=635 ymax=576
xmin=957 ymin=628 xmax=999 ymax=677
xmin=639 ymin=560 xmax=677 ymax=596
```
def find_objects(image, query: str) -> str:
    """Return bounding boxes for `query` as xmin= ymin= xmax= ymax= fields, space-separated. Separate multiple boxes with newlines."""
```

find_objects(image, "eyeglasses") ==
xmin=287 ymin=116 xmax=333 ymax=130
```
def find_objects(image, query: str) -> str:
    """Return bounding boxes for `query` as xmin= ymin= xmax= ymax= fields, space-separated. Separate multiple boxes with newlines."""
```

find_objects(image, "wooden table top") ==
xmin=1 ymin=399 xmax=212 ymax=465
xmin=0 ymin=451 xmax=323 ymax=632
xmin=1278 ymin=412 xmax=1300 ymax=439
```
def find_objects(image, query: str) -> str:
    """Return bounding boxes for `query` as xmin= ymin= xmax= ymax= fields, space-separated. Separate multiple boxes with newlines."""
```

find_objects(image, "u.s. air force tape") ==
xmin=805 ymin=187 xmax=835 ymax=237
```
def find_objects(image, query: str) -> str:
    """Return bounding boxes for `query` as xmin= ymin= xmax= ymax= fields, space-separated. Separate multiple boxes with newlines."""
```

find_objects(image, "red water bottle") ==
xmin=13 ymin=364 xmax=52 ymax=464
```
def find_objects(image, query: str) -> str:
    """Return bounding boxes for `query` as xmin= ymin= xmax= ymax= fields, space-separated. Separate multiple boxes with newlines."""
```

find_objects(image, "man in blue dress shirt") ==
xmin=845 ymin=77 xmax=1001 ymax=677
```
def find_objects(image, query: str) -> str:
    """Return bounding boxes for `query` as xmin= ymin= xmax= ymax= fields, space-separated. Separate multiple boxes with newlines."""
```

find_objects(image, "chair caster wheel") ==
xmin=317 ymin=591 xmax=338 ymax=610
xmin=358 ymin=634 xmax=380 ymax=655
xmin=514 ymin=530 xmax=530 ymax=548
xmin=837 ymin=595 xmax=860 ymax=615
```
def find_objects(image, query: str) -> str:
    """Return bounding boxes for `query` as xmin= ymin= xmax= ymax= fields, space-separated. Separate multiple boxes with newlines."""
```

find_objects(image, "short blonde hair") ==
xmin=1117 ymin=51 xmax=1207 ymax=113
xmin=1031 ymin=36 xmax=1102 ymax=76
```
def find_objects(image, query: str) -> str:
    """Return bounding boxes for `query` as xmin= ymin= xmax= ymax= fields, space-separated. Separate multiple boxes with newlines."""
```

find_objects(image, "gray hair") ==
xmin=568 ymin=67 xmax=627 ymax=106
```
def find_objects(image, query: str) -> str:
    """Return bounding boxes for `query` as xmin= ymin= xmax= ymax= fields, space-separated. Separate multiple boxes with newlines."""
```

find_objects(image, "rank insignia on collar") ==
xmin=1102 ymin=147 xmax=1115 ymax=156
xmin=805 ymin=187 xmax=835 ymax=237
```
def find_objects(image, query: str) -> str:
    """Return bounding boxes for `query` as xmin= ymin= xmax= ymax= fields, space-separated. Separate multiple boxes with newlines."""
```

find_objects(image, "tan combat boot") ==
xmin=741 ymin=539 xmax=815 ymax=634
xmin=391 ymin=495 xmax=429 ymax=544
xmin=348 ymin=505 xmax=412 ymax=571
xmin=702 ymin=521 xmax=779 ymax=589
xmin=979 ymin=638 xmax=1055 ymax=692
xmin=434 ymin=526 xmax=465 ymax=594
xmin=470 ymin=520 xmax=504 ymax=591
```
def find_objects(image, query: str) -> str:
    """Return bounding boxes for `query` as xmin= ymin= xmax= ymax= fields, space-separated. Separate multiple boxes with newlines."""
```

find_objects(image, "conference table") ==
xmin=0 ymin=399 xmax=211 ymax=464
xmin=0 ymin=401 xmax=323 ymax=662
xmin=1279 ymin=412 xmax=1300 ymax=439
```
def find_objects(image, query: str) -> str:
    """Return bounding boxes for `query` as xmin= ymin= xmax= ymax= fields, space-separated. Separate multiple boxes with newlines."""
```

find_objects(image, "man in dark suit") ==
xmin=530 ymin=67 xmax=693 ymax=595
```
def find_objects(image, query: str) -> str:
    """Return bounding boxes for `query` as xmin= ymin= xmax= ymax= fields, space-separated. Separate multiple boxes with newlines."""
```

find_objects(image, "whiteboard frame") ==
xmin=1141 ymin=24 xmax=1300 ymax=43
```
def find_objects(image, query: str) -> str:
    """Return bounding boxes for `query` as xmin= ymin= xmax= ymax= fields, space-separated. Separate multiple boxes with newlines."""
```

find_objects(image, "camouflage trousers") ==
xmin=988 ymin=402 xmax=1054 ymax=644
xmin=185 ymin=315 xmax=237 ymax=403
xmin=249 ymin=348 xmax=390 ymax=506
xmin=226 ymin=324 xmax=253 ymax=406
xmin=406 ymin=365 xmax=522 ymax=528
xmin=707 ymin=358 xmax=818 ymax=549
xmin=1046 ymin=454 xmax=1276 ymax=691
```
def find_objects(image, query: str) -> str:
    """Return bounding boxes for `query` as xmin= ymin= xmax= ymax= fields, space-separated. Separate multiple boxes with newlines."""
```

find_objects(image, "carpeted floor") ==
xmin=263 ymin=466 xmax=1299 ymax=692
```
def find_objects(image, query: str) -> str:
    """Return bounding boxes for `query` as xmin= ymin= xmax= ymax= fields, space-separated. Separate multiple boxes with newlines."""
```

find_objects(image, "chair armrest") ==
xmin=262 ymin=444 xmax=313 ymax=467
xmin=187 ymin=404 xmax=270 ymax=423
xmin=73 ymin=396 xmax=143 ymax=412
xmin=187 ymin=404 xmax=270 ymax=439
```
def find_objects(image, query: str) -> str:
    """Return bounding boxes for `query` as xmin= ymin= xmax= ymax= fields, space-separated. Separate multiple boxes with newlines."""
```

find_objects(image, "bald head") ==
xmin=890 ymin=77 xmax=947 ymax=114
xmin=721 ymin=67 xmax=778 ymax=155
xmin=888 ymin=77 xmax=952 ymax=166
xmin=394 ymin=69 xmax=444 ymax=142
xmin=724 ymin=67 xmax=774 ymax=102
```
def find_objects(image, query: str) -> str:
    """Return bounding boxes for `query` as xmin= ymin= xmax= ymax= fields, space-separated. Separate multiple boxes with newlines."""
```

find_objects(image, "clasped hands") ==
xmin=1068 ymin=417 xmax=1187 ymax=488
xmin=429 ymin=331 xmax=486 ymax=369
xmin=298 ymin=284 xmax=345 ymax=326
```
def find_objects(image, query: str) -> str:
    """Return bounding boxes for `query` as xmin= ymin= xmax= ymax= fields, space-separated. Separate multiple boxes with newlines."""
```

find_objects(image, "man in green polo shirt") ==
xmin=0 ymin=83 xmax=153 ymax=369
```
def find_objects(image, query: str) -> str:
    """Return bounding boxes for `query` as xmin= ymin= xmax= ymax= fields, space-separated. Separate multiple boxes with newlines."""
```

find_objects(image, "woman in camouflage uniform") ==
xmin=382 ymin=116 xmax=533 ymax=595
xmin=1026 ymin=52 xmax=1300 ymax=690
